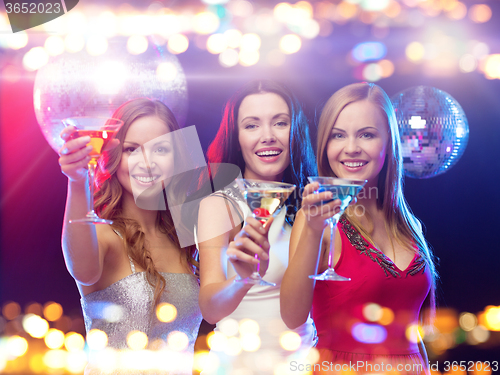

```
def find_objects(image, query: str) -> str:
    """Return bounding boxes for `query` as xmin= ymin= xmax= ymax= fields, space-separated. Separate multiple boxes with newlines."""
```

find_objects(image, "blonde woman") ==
xmin=281 ymin=83 xmax=437 ymax=374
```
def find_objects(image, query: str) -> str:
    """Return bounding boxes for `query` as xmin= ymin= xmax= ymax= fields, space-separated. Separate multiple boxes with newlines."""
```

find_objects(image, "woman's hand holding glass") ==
xmin=58 ymin=126 xmax=94 ymax=182
xmin=301 ymin=182 xmax=343 ymax=233
xmin=58 ymin=126 xmax=119 ymax=182
xmin=227 ymin=216 xmax=274 ymax=280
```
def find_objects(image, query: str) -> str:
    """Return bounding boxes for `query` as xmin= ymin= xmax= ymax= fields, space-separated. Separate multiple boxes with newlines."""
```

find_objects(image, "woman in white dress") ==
xmin=197 ymin=80 xmax=317 ymax=374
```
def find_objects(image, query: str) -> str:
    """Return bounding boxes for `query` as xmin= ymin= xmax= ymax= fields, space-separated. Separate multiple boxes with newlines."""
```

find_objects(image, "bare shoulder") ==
xmin=198 ymin=194 xmax=243 ymax=241
xmin=199 ymin=194 xmax=242 ymax=218
xmin=95 ymin=224 xmax=122 ymax=249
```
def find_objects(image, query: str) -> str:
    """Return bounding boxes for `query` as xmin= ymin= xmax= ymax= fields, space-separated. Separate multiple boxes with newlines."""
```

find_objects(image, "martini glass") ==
xmin=63 ymin=117 xmax=123 ymax=224
xmin=235 ymin=179 xmax=296 ymax=286
xmin=307 ymin=177 xmax=367 ymax=281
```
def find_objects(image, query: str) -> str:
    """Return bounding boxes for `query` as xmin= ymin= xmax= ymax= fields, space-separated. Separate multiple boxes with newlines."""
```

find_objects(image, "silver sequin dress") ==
xmin=80 ymin=255 xmax=202 ymax=375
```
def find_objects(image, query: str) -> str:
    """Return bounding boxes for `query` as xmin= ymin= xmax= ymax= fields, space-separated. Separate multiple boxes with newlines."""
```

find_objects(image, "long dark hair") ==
xmin=205 ymin=80 xmax=317 ymax=224
xmin=94 ymin=98 xmax=199 ymax=308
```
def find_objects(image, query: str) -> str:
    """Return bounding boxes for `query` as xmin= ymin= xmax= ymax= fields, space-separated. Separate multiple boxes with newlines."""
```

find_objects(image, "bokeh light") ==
xmin=239 ymin=319 xmax=260 ymax=335
xmin=66 ymin=351 xmax=87 ymax=373
xmin=405 ymin=323 xmax=424 ymax=343
xmin=363 ymin=63 xmax=382 ymax=81
xmin=207 ymin=34 xmax=227 ymax=54
xmin=2 ymin=302 xmax=21 ymax=320
xmin=6 ymin=31 xmax=29 ymax=50
xmin=224 ymin=29 xmax=242 ymax=48
xmin=219 ymin=49 xmax=239 ymax=67
xmin=43 ymin=349 xmax=67 ymax=369
xmin=378 ymin=307 xmax=395 ymax=325
xmin=483 ymin=306 xmax=500 ymax=331
xmin=279 ymin=331 xmax=301 ymax=351
xmin=447 ymin=2 xmax=467 ymax=20
xmin=219 ymin=318 xmax=239 ymax=336
xmin=193 ymin=12 xmax=220 ymax=34
xmin=406 ymin=41 xmax=425 ymax=62
xmin=156 ymin=302 xmax=178 ymax=322
xmin=483 ymin=55 xmax=500 ymax=80
xmin=352 ymin=41 xmax=387 ymax=62
xmin=352 ymin=323 xmax=387 ymax=344
xmin=44 ymin=36 xmax=65 ymax=56
xmin=127 ymin=330 xmax=148 ymax=350
xmin=167 ymin=331 xmax=189 ymax=351
xmin=23 ymin=314 xmax=50 ymax=338
xmin=206 ymin=331 xmax=228 ymax=351
xmin=240 ymin=33 xmax=261 ymax=51
xmin=87 ymin=329 xmax=108 ymax=350
xmin=240 ymin=333 xmax=260 ymax=352
xmin=43 ymin=302 xmax=63 ymax=322
xmin=459 ymin=312 xmax=478 ymax=331
xmin=362 ymin=303 xmax=383 ymax=322
xmin=459 ymin=54 xmax=477 ymax=73
xmin=239 ymin=50 xmax=259 ymax=66
xmin=224 ymin=337 xmax=242 ymax=356
xmin=64 ymin=34 xmax=85 ymax=53
xmin=44 ymin=328 xmax=65 ymax=349
xmin=279 ymin=34 xmax=301 ymax=54
xmin=168 ymin=34 xmax=189 ymax=54
xmin=23 ymin=47 xmax=49 ymax=71
xmin=467 ymin=325 xmax=490 ymax=344
xmin=7 ymin=335 xmax=29 ymax=357
xmin=193 ymin=351 xmax=220 ymax=373
xmin=127 ymin=35 xmax=148 ymax=55
xmin=64 ymin=332 xmax=86 ymax=352
xmin=468 ymin=4 xmax=492 ymax=23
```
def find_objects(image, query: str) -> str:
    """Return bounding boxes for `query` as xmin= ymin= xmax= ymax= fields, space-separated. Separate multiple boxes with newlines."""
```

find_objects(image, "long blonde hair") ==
xmin=94 ymin=98 xmax=198 ymax=308
xmin=317 ymin=83 xmax=437 ymax=324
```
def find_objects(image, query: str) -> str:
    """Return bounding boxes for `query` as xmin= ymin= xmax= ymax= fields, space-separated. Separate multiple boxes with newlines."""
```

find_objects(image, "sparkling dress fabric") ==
xmin=312 ymin=217 xmax=431 ymax=375
xmin=202 ymin=184 xmax=316 ymax=375
xmin=80 ymin=257 xmax=202 ymax=375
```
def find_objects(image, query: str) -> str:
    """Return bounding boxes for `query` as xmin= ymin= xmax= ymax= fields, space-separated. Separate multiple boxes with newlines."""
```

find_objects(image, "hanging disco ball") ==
xmin=34 ymin=39 xmax=188 ymax=152
xmin=391 ymin=86 xmax=469 ymax=179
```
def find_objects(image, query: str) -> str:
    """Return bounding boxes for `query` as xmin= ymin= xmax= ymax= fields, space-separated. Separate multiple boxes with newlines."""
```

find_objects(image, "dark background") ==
xmin=1 ymin=0 xmax=499 ymax=365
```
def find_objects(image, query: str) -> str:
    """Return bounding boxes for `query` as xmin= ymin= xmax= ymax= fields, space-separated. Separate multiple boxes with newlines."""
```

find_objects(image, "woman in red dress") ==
xmin=281 ymin=83 xmax=437 ymax=374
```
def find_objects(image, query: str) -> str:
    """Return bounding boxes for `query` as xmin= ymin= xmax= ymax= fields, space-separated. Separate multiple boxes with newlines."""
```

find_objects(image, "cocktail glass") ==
xmin=63 ymin=117 xmax=123 ymax=224
xmin=235 ymin=179 xmax=296 ymax=286
xmin=307 ymin=177 xmax=367 ymax=281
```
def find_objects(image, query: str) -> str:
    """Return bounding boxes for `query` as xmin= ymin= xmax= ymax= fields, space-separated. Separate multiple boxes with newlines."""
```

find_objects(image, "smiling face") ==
xmin=117 ymin=116 xmax=176 ymax=207
xmin=237 ymin=92 xmax=291 ymax=182
xmin=326 ymin=100 xmax=390 ymax=187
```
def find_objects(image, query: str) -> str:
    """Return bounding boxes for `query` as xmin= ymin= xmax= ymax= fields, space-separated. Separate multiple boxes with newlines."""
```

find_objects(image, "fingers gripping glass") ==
xmin=235 ymin=179 xmax=296 ymax=287
xmin=63 ymin=117 xmax=123 ymax=225
xmin=307 ymin=177 xmax=367 ymax=281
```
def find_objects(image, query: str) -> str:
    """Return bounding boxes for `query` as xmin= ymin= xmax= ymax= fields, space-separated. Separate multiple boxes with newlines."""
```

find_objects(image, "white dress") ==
xmin=201 ymin=185 xmax=316 ymax=375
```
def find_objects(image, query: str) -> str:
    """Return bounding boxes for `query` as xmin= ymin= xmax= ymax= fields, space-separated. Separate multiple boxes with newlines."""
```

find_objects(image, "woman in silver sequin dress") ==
xmin=58 ymin=98 xmax=202 ymax=375
xmin=197 ymin=80 xmax=317 ymax=374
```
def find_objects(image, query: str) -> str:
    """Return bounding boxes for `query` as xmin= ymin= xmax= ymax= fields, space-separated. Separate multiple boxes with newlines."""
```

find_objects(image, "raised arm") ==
xmin=280 ymin=182 xmax=340 ymax=329
xmin=197 ymin=195 xmax=272 ymax=324
xmin=59 ymin=126 xmax=109 ymax=286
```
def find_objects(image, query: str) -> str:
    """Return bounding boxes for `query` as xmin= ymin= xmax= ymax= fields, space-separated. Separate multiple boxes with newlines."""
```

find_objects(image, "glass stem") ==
xmin=327 ymin=218 xmax=336 ymax=269
xmin=87 ymin=162 xmax=96 ymax=216
xmin=254 ymin=254 xmax=260 ymax=275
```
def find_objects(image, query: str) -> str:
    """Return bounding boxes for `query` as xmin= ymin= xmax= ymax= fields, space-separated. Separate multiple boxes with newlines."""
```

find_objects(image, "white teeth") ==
xmin=257 ymin=150 xmax=281 ymax=157
xmin=134 ymin=176 xmax=158 ymax=183
xmin=343 ymin=162 xmax=365 ymax=167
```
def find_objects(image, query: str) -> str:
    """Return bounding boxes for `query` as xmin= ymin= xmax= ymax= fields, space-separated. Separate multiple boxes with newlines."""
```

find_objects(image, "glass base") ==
xmin=235 ymin=272 xmax=276 ymax=287
xmin=309 ymin=268 xmax=351 ymax=281
xmin=69 ymin=213 xmax=113 ymax=225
